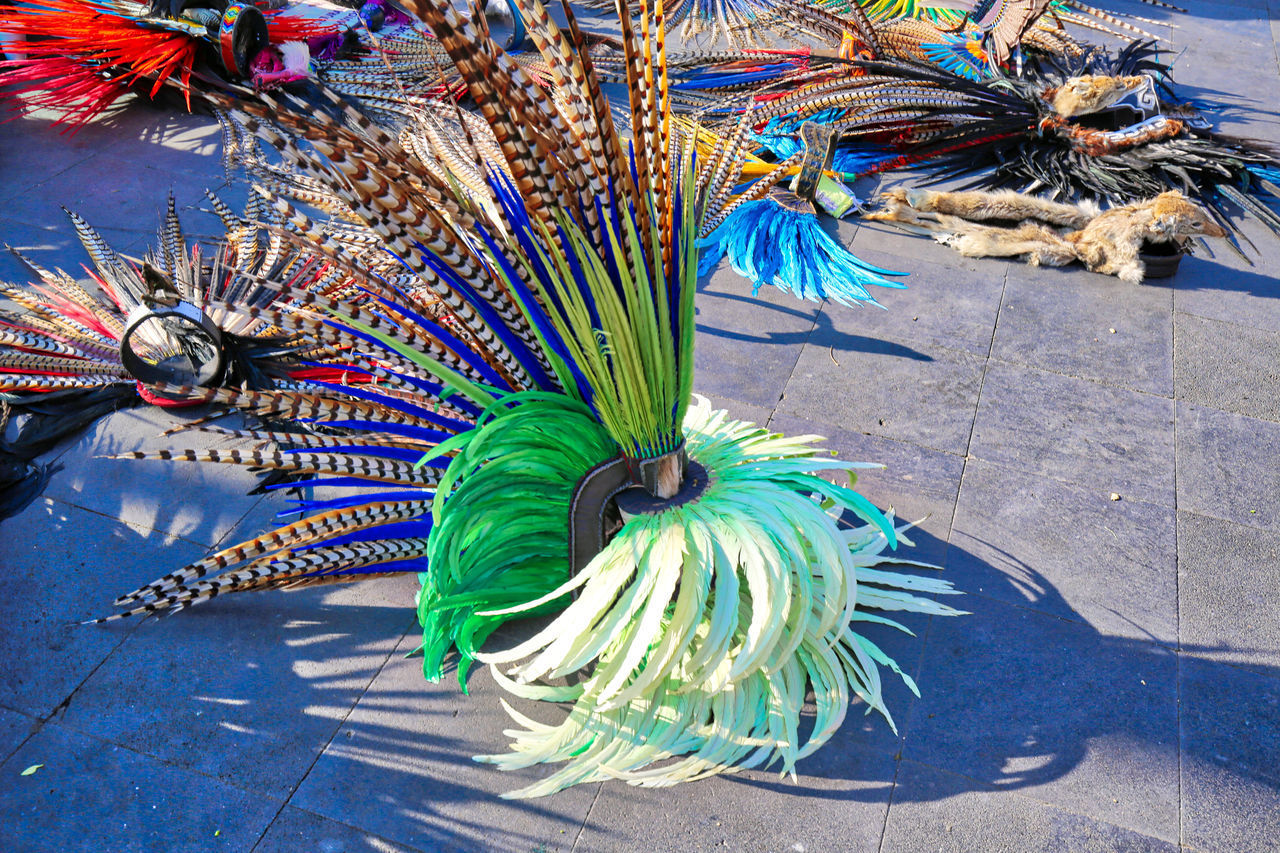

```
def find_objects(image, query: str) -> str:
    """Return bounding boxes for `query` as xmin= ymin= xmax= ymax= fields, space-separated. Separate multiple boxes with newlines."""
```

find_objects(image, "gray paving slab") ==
xmin=1180 ymin=657 xmax=1280 ymax=853
xmin=882 ymin=761 xmax=1178 ymax=853
xmin=0 ymin=113 xmax=117 ymax=192
xmin=905 ymin=598 xmax=1180 ymax=842
xmin=1173 ymin=248 xmax=1280 ymax=335
xmin=40 ymin=405 xmax=270 ymax=549
xmin=287 ymin=634 xmax=600 ymax=852
xmin=1178 ymin=511 xmax=1280 ymax=675
xmin=778 ymin=328 xmax=986 ymax=455
xmin=769 ymin=411 xmax=964 ymax=569
xmin=949 ymin=458 xmax=1178 ymax=645
xmin=691 ymin=264 xmax=820 ymax=410
xmin=57 ymin=575 xmax=416 ymax=798
xmin=1174 ymin=312 xmax=1280 ymax=422
xmin=0 ymin=497 xmax=208 ymax=719
xmin=970 ymin=362 xmax=1177 ymax=506
xmin=575 ymin=745 xmax=896 ymax=852
xmin=1175 ymin=0 xmax=1280 ymax=43
xmin=2 ymin=153 xmax=195 ymax=238
xmin=1175 ymin=400 xmax=1280 ymax=533
xmin=994 ymin=264 xmax=1175 ymax=396
xmin=0 ymin=707 xmax=38 ymax=764
xmin=0 ymin=721 xmax=282 ymax=853
xmin=0 ymin=217 xmax=151 ymax=286
xmin=255 ymin=806 xmax=426 ymax=853
xmin=833 ymin=228 xmax=1007 ymax=358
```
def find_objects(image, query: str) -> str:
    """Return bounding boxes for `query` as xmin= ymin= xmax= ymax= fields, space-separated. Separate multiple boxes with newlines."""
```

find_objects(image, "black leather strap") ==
xmin=614 ymin=460 xmax=711 ymax=518
xmin=119 ymin=301 xmax=227 ymax=387
xmin=568 ymin=441 xmax=690 ymax=578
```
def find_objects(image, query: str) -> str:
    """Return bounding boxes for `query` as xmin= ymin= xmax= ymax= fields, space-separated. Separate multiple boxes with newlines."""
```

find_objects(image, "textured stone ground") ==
xmin=1 ymin=1 xmax=1278 ymax=850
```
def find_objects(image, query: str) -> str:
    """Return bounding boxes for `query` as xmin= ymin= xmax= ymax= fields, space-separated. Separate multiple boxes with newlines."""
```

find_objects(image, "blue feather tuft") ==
xmin=698 ymin=199 xmax=907 ymax=306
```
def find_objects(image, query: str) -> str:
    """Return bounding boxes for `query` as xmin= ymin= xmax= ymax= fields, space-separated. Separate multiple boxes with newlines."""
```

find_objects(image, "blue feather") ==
xmin=298 ymin=556 xmax=429 ymax=577
xmin=699 ymin=198 xmax=908 ymax=306
xmin=365 ymin=294 xmax=512 ymax=392
xmin=295 ymin=519 xmax=433 ymax=550
xmin=279 ymin=445 xmax=450 ymax=466
xmin=308 ymin=379 xmax=478 ymax=421
xmin=279 ymin=489 xmax=432 ymax=516
xmin=310 ymin=419 xmax=456 ymax=443
xmin=264 ymin=476 xmax=428 ymax=494
xmin=483 ymin=172 xmax=595 ymax=403
xmin=407 ymin=244 xmax=556 ymax=390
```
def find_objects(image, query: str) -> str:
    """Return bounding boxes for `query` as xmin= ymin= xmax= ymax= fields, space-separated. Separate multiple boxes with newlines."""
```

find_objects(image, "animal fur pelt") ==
xmin=733 ymin=41 xmax=1280 ymax=253
xmin=869 ymin=188 xmax=1227 ymax=282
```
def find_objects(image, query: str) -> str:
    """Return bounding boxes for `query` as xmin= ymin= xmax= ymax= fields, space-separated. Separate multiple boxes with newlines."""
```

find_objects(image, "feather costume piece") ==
xmin=698 ymin=193 xmax=906 ymax=305
xmin=0 ymin=197 xmax=319 ymax=405
xmin=0 ymin=0 xmax=339 ymax=130
xmin=833 ymin=48 xmax=1280 ymax=248
xmin=55 ymin=0 xmax=966 ymax=796
xmin=708 ymin=42 xmax=1280 ymax=249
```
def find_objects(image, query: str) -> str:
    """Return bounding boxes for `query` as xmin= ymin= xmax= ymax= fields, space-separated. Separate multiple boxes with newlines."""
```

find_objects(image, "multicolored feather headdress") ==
xmin=5 ymin=0 xmax=967 ymax=796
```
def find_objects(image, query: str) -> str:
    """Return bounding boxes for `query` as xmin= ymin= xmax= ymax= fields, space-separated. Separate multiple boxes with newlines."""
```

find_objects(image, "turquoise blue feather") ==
xmin=698 ymin=198 xmax=907 ymax=306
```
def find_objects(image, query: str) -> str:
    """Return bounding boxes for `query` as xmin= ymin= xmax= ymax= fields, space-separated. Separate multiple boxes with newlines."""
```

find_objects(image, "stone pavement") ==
xmin=1 ymin=1 xmax=1279 ymax=850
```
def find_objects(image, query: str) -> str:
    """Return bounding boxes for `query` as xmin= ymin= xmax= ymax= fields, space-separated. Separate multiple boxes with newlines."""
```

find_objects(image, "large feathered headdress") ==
xmin=45 ymin=0 xmax=967 ymax=797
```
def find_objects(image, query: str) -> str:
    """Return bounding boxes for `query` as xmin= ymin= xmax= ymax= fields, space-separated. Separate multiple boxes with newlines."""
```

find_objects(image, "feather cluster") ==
xmin=0 ymin=0 xmax=969 ymax=796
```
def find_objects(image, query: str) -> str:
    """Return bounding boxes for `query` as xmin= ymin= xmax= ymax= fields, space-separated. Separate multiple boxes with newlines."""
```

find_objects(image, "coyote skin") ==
xmin=870 ymin=189 xmax=1227 ymax=283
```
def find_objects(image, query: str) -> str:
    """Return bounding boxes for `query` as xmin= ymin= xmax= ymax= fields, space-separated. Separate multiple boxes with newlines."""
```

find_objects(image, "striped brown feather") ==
xmin=114 ymin=500 xmax=429 ymax=603
xmin=97 ymin=539 xmax=428 ymax=621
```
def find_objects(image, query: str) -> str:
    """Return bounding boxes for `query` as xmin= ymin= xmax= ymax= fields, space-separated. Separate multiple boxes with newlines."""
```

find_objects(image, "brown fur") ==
xmin=1048 ymin=75 xmax=1146 ymax=119
xmin=885 ymin=188 xmax=1098 ymax=228
xmin=869 ymin=189 xmax=1228 ymax=283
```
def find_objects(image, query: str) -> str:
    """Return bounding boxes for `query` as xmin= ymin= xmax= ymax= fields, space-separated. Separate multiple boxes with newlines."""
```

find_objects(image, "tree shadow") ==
xmin=726 ymin=528 xmax=1278 ymax=820
xmin=1165 ymin=250 xmax=1280 ymax=298
xmin=7 ymin=397 xmax=1277 ymax=851
xmin=695 ymin=279 xmax=933 ymax=361
xmin=1099 ymin=0 xmax=1272 ymax=23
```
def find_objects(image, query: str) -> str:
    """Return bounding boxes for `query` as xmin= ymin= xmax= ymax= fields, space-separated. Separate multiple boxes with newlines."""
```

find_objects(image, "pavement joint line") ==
xmin=2 ymin=503 xmax=157 ymax=727
xmin=980 ymin=351 xmax=1181 ymax=401
xmin=1176 ymin=500 xmax=1280 ymax=535
xmin=0 ymin=709 xmax=42 ymax=768
xmin=874 ymin=748 xmax=902 ymax=853
xmin=212 ymin=491 xmax=275 ymax=551
xmin=875 ymin=426 xmax=967 ymax=845
xmin=0 ymin=157 xmax=101 ymax=205
xmin=1172 ymin=307 xmax=1280 ymax=344
xmin=1173 ymin=285 xmax=1186 ymax=850
xmin=32 ymin=493 xmax=228 ymax=551
xmin=36 ymin=619 xmax=147 ymax=725
xmin=286 ymin=805 xmax=433 ymax=853
xmin=14 ymin=711 xmax=290 ymax=808
xmin=568 ymin=781 xmax=605 ymax=852
xmin=893 ymin=757 xmax=1184 ymax=846
xmin=937 ymin=264 xmax=1008 ymax=562
xmin=965 ymin=265 xmax=1004 ymax=462
xmin=944 ymin=584 xmax=1181 ymax=650
xmin=247 ymin=611 xmax=419 ymax=853
xmin=771 ymin=295 xmax=826 ymax=422
xmin=875 ymin=605 xmax=940 ymax=853
xmin=957 ymin=453 xmax=1177 ymax=510
xmin=1173 ymin=645 xmax=1280 ymax=682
